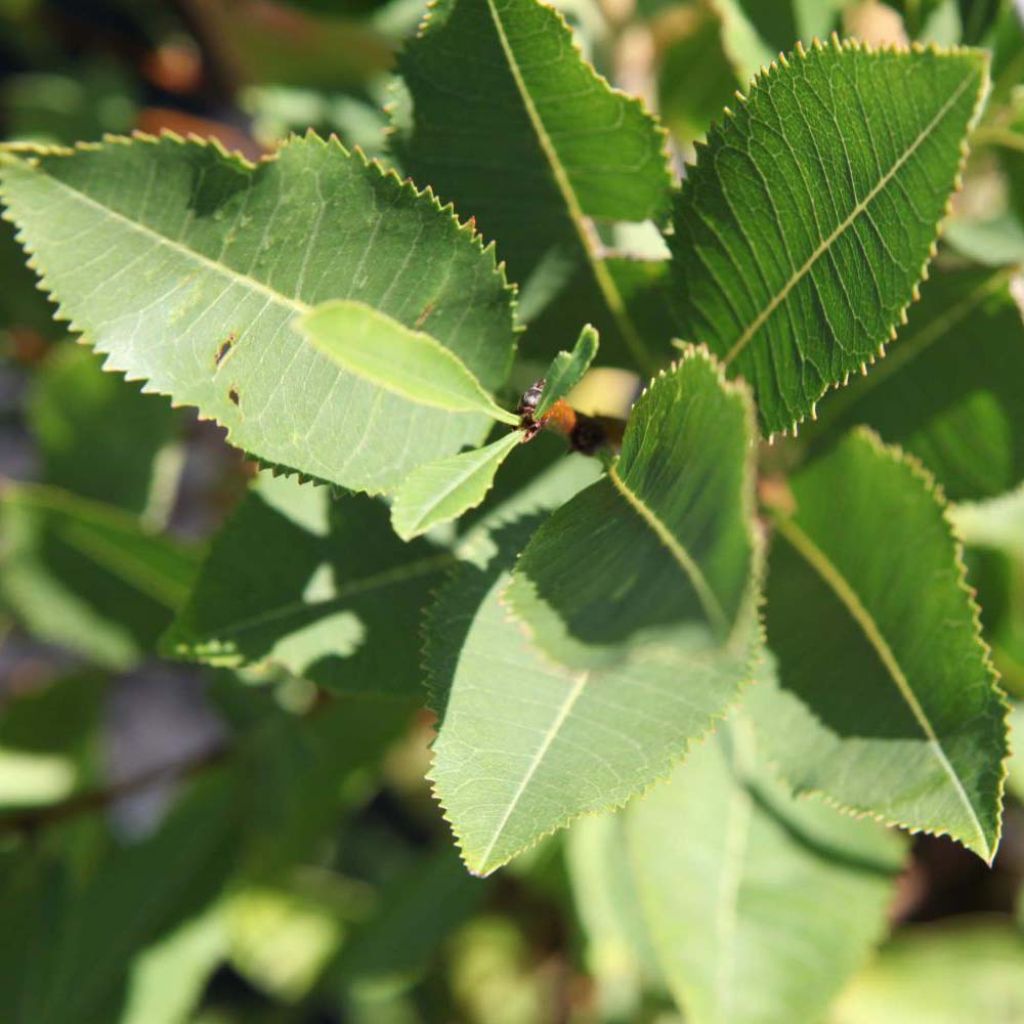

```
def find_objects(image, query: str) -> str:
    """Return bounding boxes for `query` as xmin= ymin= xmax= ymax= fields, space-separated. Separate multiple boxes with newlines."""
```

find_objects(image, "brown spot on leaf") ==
xmin=228 ymin=386 xmax=240 ymax=406
xmin=215 ymin=333 xmax=236 ymax=367
xmin=414 ymin=301 xmax=436 ymax=330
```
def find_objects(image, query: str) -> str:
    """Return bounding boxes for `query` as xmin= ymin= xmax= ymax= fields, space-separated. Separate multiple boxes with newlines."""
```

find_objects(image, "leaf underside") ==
xmin=670 ymin=39 xmax=988 ymax=436
xmin=626 ymin=717 xmax=904 ymax=1024
xmin=0 ymin=134 xmax=516 ymax=494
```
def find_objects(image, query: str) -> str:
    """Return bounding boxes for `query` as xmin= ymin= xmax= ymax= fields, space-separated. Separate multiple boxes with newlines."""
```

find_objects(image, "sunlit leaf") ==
xmin=0 ymin=134 xmax=516 ymax=494
xmin=626 ymin=717 xmax=905 ymax=1024
xmin=670 ymin=39 xmax=988 ymax=435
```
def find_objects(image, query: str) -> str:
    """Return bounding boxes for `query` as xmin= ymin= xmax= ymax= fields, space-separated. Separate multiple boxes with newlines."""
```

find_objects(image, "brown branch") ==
xmin=0 ymin=744 xmax=228 ymax=836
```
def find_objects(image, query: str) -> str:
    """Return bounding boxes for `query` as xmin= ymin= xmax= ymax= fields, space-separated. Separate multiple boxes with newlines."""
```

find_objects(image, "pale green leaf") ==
xmin=534 ymin=323 xmax=599 ymax=417
xmin=831 ymin=921 xmax=1024 ymax=1024
xmin=296 ymin=299 xmax=518 ymax=425
xmin=164 ymin=473 xmax=452 ymax=698
xmin=0 ymin=483 xmax=200 ymax=669
xmin=507 ymin=346 xmax=760 ymax=667
xmin=28 ymin=343 xmax=177 ymax=514
xmin=428 ymin=350 xmax=762 ymax=875
xmin=806 ymin=267 xmax=1024 ymax=502
xmin=625 ymin=717 xmax=905 ymax=1024
xmin=427 ymin=521 xmax=760 ymax=876
xmin=565 ymin=814 xmax=664 ymax=1021
xmin=750 ymin=428 xmax=1008 ymax=860
xmin=0 ymin=134 xmax=516 ymax=494
xmin=1009 ymin=704 xmax=1024 ymax=800
xmin=395 ymin=0 xmax=671 ymax=368
xmin=391 ymin=430 xmax=522 ymax=541
xmin=670 ymin=40 xmax=988 ymax=436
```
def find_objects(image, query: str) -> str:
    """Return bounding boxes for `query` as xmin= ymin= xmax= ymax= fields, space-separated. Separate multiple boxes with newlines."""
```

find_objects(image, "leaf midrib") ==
xmin=608 ymin=462 xmax=729 ymax=638
xmin=191 ymin=551 xmax=455 ymax=641
xmin=723 ymin=68 xmax=979 ymax=367
xmin=775 ymin=514 xmax=990 ymax=858
xmin=483 ymin=0 xmax=654 ymax=372
xmin=14 ymin=158 xmax=310 ymax=318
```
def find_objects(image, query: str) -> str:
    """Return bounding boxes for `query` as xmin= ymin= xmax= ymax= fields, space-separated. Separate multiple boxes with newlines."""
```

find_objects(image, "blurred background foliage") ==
xmin=0 ymin=0 xmax=1023 ymax=1021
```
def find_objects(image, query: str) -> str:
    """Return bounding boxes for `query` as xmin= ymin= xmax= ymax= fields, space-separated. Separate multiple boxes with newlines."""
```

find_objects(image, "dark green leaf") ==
xmin=0 ymin=483 xmax=200 ymax=668
xmin=28 ymin=344 xmax=178 ymax=514
xmin=751 ymin=428 xmax=1008 ymax=860
xmin=670 ymin=39 xmax=988 ymax=435
xmin=806 ymin=267 xmax=1024 ymax=502
xmin=165 ymin=473 xmax=452 ymax=698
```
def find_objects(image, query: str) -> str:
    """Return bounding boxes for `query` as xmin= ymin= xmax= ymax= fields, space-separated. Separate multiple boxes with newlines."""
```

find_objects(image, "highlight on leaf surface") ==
xmin=670 ymin=37 xmax=989 ymax=436
xmin=427 ymin=349 xmax=764 ymax=876
xmin=296 ymin=300 xmax=518 ymax=425
xmin=164 ymin=473 xmax=452 ymax=699
xmin=0 ymin=132 xmax=517 ymax=495
xmin=625 ymin=716 xmax=905 ymax=1024
xmin=391 ymin=430 xmax=523 ymax=541
xmin=750 ymin=428 xmax=1008 ymax=861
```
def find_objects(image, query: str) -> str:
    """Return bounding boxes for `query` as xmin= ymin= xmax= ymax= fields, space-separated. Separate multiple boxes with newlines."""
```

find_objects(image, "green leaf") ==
xmin=534 ymin=324 xmax=599 ymax=418
xmin=0 ymin=134 xmax=516 ymax=494
xmin=0 ymin=671 xmax=104 ymax=810
xmin=164 ymin=473 xmax=452 ymax=698
xmin=395 ymin=0 xmax=671 ymax=369
xmin=625 ymin=717 xmax=905 ymax=1024
xmin=428 ymin=350 xmax=763 ymax=876
xmin=750 ymin=428 xmax=1008 ymax=860
xmin=832 ymin=920 xmax=1024 ymax=1024
xmin=806 ymin=267 xmax=1024 ymax=502
xmin=0 ymin=483 xmax=200 ymax=669
xmin=427 ymin=520 xmax=759 ymax=877
xmin=391 ymin=430 xmax=523 ymax=541
xmin=670 ymin=39 xmax=988 ymax=436
xmin=566 ymin=814 xmax=664 ymax=1022
xmin=0 ymin=773 xmax=239 ymax=1024
xmin=296 ymin=299 xmax=518 ymax=425
xmin=28 ymin=343 xmax=178 ymax=515
xmin=507 ymin=346 xmax=760 ymax=666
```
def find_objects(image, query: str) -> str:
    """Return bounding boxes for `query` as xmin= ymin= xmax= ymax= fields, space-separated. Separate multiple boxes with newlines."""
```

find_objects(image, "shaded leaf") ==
xmin=0 ymin=671 xmax=105 ymax=809
xmin=391 ymin=430 xmax=522 ymax=541
xmin=164 ymin=473 xmax=451 ymax=698
xmin=0 ymin=772 xmax=240 ymax=1024
xmin=832 ymin=920 xmax=1024 ymax=1024
xmin=0 ymin=483 xmax=200 ymax=669
xmin=0 ymin=134 xmax=516 ymax=494
xmin=508 ymin=347 xmax=759 ymax=666
xmin=395 ymin=0 xmax=671 ymax=368
xmin=429 ymin=350 xmax=762 ymax=875
xmin=534 ymin=323 xmax=599 ymax=417
xmin=28 ymin=343 xmax=178 ymax=514
xmin=751 ymin=428 xmax=1007 ymax=860
xmin=806 ymin=267 xmax=1024 ymax=502
xmin=297 ymin=299 xmax=518 ymax=424
xmin=670 ymin=39 xmax=988 ymax=435
xmin=625 ymin=717 xmax=905 ymax=1024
